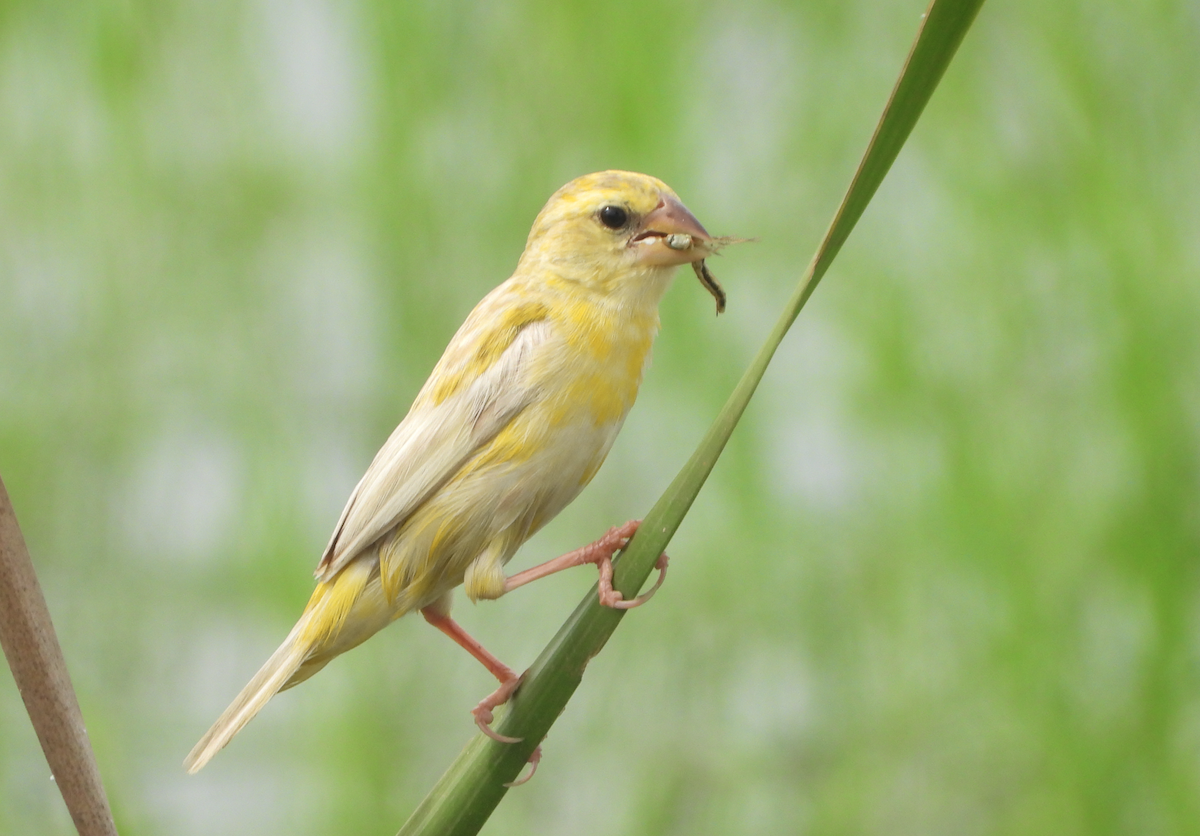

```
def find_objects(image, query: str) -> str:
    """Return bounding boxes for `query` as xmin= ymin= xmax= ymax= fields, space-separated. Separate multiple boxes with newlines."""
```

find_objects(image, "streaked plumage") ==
xmin=185 ymin=170 xmax=727 ymax=773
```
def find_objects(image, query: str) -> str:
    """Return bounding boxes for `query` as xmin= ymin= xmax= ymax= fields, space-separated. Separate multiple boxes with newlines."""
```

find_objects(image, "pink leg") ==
xmin=503 ymin=520 xmax=670 ymax=609
xmin=420 ymin=606 xmax=523 ymax=744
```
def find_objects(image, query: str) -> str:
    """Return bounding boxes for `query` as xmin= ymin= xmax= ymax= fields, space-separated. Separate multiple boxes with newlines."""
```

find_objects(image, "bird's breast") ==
xmin=539 ymin=299 xmax=658 ymax=429
xmin=460 ymin=297 xmax=657 ymax=494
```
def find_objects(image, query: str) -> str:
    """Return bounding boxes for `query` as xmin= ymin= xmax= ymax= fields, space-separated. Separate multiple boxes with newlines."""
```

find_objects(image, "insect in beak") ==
xmin=693 ymin=260 xmax=726 ymax=315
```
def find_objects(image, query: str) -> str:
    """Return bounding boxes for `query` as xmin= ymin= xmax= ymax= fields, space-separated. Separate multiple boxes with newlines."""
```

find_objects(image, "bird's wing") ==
xmin=315 ymin=295 xmax=551 ymax=582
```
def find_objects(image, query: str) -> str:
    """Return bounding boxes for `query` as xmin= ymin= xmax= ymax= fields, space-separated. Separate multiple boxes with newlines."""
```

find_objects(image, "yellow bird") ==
xmin=185 ymin=170 xmax=730 ymax=774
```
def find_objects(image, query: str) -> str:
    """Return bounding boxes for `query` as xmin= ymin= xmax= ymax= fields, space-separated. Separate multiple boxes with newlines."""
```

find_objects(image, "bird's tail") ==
xmin=184 ymin=558 xmax=376 ymax=774
xmin=183 ymin=619 xmax=310 ymax=774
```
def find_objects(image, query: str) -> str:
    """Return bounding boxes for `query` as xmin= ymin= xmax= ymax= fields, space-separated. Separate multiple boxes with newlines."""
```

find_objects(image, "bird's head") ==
xmin=518 ymin=170 xmax=728 ymax=312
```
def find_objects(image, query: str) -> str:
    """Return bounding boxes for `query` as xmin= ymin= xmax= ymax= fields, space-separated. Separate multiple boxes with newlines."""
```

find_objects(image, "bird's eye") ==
xmin=598 ymin=205 xmax=629 ymax=229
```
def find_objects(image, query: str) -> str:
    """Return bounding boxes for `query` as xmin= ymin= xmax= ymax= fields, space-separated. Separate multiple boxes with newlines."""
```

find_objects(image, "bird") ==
xmin=184 ymin=170 xmax=732 ymax=775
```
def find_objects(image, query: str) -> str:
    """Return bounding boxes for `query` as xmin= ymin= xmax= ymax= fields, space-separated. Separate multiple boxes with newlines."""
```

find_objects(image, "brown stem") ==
xmin=0 ymin=475 xmax=118 ymax=836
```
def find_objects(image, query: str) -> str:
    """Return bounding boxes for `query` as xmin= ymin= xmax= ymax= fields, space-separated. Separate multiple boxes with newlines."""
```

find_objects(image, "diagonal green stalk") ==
xmin=397 ymin=1 xmax=986 ymax=832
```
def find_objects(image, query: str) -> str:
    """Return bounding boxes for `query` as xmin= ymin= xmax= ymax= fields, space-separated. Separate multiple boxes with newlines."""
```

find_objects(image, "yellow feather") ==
xmin=298 ymin=557 xmax=373 ymax=649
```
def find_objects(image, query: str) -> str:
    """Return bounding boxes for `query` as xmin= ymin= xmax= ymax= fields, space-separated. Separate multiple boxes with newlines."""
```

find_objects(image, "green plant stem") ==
xmin=398 ymin=1 xmax=986 ymax=832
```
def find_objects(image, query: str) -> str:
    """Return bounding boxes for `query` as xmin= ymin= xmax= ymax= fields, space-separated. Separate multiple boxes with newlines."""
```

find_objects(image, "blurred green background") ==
xmin=2 ymin=0 xmax=1198 ymax=833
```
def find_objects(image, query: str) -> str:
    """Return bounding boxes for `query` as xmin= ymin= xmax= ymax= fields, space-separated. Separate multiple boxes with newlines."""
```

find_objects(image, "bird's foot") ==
xmin=473 ymin=674 xmax=523 ymax=744
xmin=472 ymin=673 xmax=544 ymax=786
xmin=587 ymin=521 xmax=670 ymax=609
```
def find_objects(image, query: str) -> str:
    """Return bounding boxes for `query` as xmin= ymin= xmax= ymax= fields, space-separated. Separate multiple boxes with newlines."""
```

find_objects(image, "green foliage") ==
xmin=1 ymin=1 xmax=1197 ymax=834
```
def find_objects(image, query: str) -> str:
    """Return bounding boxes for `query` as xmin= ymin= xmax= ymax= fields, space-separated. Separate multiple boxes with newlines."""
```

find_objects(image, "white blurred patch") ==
xmin=726 ymin=645 xmax=813 ymax=746
xmin=257 ymin=0 xmax=367 ymax=162
xmin=299 ymin=435 xmax=364 ymax=544
xmin=4 ymin=239 xmax=89 ymax=352
xmin=145 ymin=759 xmax=322 ymax=836
xmin=873 ymin=154 xmax=958 ymax=273
xmin=687 ymin=12 xmax=803 ymax=212
xmin=774 ymin=411 xmax=860 ymax=512
xmin=765 ymin=317 xmax=867 ymax=513
xmin=165 ymin=614 xmax=321 ymax=836
xmin=179 ymin=615 xmax=282 ymax=716
xmin=984 ymin=25 xmax=1091 ymax=168
xmin=261 ymin=222 xmax=380 ymax=403
xmin=415 ymin=105 xmax=514 ymax=199
xmin=1073 ymin=575 xmax=1154 ymax=727
xmin=120 ymin=429 xmax=243 ymax=564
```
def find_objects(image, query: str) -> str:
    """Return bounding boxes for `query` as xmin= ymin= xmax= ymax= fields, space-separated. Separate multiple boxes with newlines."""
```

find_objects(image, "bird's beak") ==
xmin=629 ymin=196 xmax=712 ymax=267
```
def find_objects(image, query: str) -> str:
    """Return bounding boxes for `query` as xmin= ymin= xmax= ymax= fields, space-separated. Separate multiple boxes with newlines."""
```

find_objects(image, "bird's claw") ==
xmin=474 ymin=675 xmax=545 ymax=785
xmin=609 ymin=551 xmax=669 ymax=609
xmin=472 ymin=676 xmax=523 ymax=744
xmin=503 ymin=745 xmax=543 ymax=787
xmin=592 ymin=521 xmax=669 ymax=610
